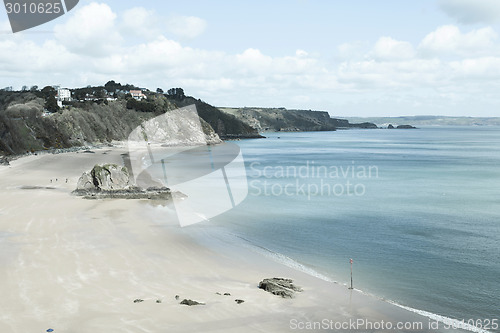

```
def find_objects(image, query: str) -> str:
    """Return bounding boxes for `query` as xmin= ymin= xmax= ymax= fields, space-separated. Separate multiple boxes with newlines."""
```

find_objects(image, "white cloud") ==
xmin=3 ymin=2 xmax=500 ymax=116
xmin=165 ymin=16 xmax=207 ymax=39
xmin=120 ymin=7 xmax=159 ymax=39
xmin=119 ymin=9 xmax=208 ymax=42
xmin=450 ymin=57 xmax=500 ymax=79
xmin=54 ymin=2 xmax=122 ymax=57
xmin=371 ymin=37 xmax=415 ymax=61
xmin=0 ymin=20 xmax=11 ymax=34
xmin=439 ymin=0 xmax=500 ymax=24
xmin=419 ymin=25 xmax=498 ymax=57
xmin=337 ymin=41 xmax=369 ymax=60
xmin=337 ymin=58 xmax=446 ymax=91
xmin=236 ymin=48 xmax=274 ymax=74
xmin=295 ymin=49 xmax=308 ymax=57
xmin=0 ymin=38 xmax=75 ymax=74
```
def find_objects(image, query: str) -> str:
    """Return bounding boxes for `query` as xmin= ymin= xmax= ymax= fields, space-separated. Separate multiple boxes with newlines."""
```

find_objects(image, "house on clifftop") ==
xmin=56 ymin=87 xmax=71 ymax=107
xmin=130 ymin=90 xmax=146 ymax=100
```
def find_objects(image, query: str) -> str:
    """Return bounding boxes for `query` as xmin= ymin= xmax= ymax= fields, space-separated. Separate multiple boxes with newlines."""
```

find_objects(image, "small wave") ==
xmin=390 ymin=303 xmax=492 ymax=333
xmin=198 ymin=228 xmax=492 ymax=333
xmin=223 ymin=232 xmax=492 ymax=333
xmin=241 ymin=237 xmax=335 ymax=282
xmin=229 ymin=233 xmax=338 ymax=283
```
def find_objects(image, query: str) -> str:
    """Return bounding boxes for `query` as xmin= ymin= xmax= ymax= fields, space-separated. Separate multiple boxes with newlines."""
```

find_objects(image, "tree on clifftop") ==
xmin=104 ymin=80 xmax=121 ymax=93
xmin=167 ymin=87 xmax=185 ymax=101
xmin=40 ymin=86 xmax=59 ymax=112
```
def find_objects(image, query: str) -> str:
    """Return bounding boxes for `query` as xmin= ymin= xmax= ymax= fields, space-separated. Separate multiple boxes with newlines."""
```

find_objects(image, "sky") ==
xmin=1 ymin=0 xmax=500 ymax=117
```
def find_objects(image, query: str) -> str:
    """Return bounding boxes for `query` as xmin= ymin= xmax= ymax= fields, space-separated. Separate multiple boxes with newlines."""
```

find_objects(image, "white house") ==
xmin=130 ymin=90 xmax=146 ymax=100
xmin=57 ymin=88 xmax=71 ymax=101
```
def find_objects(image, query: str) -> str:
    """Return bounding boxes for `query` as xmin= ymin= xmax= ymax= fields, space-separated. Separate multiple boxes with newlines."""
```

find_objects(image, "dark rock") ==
xmin=73 ymin=187 xmax=173 ymax=200
xmin=133 ymin=299 xmax=144 ymax=303
xmin=73 ymin=164 xmax=174 ymax=200
xmin=175 ymin=295 xmax=180 ymax=300
xmin=96 ymin=164 xmax=129 ymax=190
xmin=388 ymin=124 xmax=395 ymax=129
xmin=258 ymin=278 xmax=303 ymax=298
xmin=76 ymin=171 xmax=95 ymax=190
xmin=223 ymin=293 xmax=231 ymax=296
xmin=83 ymin=150 xmax=95 ymax=154
xmin=349 ymin=122 xmax=378 ymax=129
xmin=180 ymin=299 xmax=204 ymax=306
xmin=0 ymin=156 xmax=9 ymax=165
xmin=396 ymin=124 xmax=417 ymax=129
xmin=156 ymin=299 xmax=162 ymax=303
xmin=235 ymin=299 xmax=245 ymax=304
xmin=76 ymin=163 xmax=130 ymax=191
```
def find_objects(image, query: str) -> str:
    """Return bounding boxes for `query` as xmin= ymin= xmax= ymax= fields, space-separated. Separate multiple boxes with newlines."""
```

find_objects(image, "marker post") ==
xmin=349 ymin=258 xmax=353 ymax=290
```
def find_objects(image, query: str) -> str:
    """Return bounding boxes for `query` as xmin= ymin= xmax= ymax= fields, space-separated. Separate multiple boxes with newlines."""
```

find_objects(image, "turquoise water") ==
xmin=208 ymin=127 xmax=500 ymax=330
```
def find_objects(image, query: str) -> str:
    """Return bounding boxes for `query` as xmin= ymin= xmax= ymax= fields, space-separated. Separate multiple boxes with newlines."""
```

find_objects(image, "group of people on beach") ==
xmin=50 ymin=178 xmax=69 ymax=183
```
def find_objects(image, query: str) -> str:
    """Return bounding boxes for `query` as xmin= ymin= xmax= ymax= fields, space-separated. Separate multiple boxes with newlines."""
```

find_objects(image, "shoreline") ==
xmin=186 ymin=225 xmax=491 ymax=333
xmin=0 ymin=147 xmax=478 ymax=332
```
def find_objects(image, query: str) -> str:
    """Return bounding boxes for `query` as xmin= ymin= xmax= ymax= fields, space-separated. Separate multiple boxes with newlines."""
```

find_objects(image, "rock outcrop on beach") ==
xmin=77 ymin=163 xmax=130 ymax=191
xmin=74 ymin=164 xmax=175 ymax=200
xmin=0 ymin=156 xmax=8 ymax=165
xmin=180 ymin=299 xmax=204 ymax=306
xmin=258 ymin=278 xmax=303 ymax=298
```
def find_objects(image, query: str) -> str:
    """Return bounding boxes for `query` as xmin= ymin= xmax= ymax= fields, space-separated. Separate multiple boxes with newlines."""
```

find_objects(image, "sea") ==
xmin=189 ymin=126 xmax=500 ymax=332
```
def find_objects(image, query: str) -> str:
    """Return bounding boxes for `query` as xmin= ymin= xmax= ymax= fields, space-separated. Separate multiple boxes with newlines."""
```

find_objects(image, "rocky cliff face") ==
xmin=219 ymin=107 xmax=376 ymax=132
xmin=0 ymin=93 xmax=158 ymax=155
xmin=168 ymin=97 xmax=264 ymax=139
xmin=128 ymin=105 xmax=221 ymax=146
xmin=220 ymin=107 xmax=337 ymax=132
xmin=0 ymin=92 xmax=227 ymax=155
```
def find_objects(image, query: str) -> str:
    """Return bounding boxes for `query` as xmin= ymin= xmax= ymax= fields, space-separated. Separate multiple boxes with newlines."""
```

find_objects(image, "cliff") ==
xmin=219 ymin=107 xmax=377 ymax=132
xmin=167 ymin=97 xmax=263 ymax=139
xmin=0 ymin=93 xmax=160 ymax=155
xmin=0 ymin=91 xmax=236 ymax=156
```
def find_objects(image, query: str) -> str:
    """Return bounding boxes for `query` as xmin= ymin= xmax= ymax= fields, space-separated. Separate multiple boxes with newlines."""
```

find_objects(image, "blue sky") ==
xmin=2 ymin=0 xmax=500 ymax=116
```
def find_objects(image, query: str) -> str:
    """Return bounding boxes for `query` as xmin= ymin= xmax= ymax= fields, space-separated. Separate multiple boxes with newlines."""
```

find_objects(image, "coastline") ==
xmin=187 ymin=225 xmax=492 ymax=333
xmin=0 ymin=146 xmax=477 ymax=332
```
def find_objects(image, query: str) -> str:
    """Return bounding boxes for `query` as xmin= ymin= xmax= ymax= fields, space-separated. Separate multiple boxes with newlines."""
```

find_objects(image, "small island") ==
xmin=388 ymin=124 xmax=417 ymax=129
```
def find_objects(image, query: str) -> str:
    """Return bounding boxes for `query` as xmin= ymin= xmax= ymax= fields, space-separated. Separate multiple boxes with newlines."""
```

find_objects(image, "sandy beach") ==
xmin=0 ymin=146 xmax=468 ymax=333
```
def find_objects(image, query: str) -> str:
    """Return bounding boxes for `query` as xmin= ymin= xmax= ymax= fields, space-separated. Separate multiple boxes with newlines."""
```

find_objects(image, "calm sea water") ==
xmin=205 ymin=127 xmax=500 ymax=329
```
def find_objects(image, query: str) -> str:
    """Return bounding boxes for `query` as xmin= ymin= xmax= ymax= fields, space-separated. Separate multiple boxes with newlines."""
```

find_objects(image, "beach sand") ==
xmin=0 ymin=146 xmax=467 ymax=333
